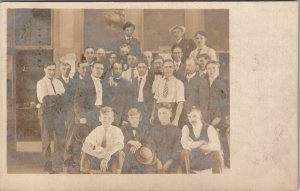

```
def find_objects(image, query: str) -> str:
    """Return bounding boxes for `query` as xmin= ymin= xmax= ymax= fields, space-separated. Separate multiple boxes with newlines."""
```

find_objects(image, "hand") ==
xmin=103 ymin=151 xmax=111 ymax=161
xmin=100 ymin=159 xmax=109 ymax=173
xmin=197 ymin=140 xmax=207 ymax=147
xmin=108 ymin=76 xmax=114 ymax=86
xmin=171 ymin=119 xmax=179 ymax=127
xmin=156 ymin=159 xmax=163 ymax=170
xmin=79 ymin=118 xmax=87 ymax=124
xmin=211 ymin=117 xmax=221 ymax=126
xmin=162 ymin=159 xmax=173 ymax=171
xmin=129 ymin=146 xmax=139 ymax=154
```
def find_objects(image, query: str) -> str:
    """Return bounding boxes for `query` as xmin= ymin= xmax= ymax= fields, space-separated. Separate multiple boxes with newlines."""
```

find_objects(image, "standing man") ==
xmin=103 ymin=62 xmax=132 ymax=127
xmin=189 ymin=31 xmax=217 ymax=61
xmin=180 ymin=107 xmax=222 ymax=173
xmin=122 ymin=53 xmax=139 ymax=83
xmin=113 ymin=21 xmax=141 ymax=58
xmin=37 ymin=62 xmax=66 ymax=173
xmin=172 ymin=45 xmax=186 ymax=82
xmin=119 ymin=44 xmax=131 ymax=70
xmin=195 ymin=53 xmax=210 ymax=79
xmin=149 ymin=103 xmax=182 ymax=173
xmin=150 ymin=59 xmax=185 ymax=128
xmin=170 ymin=25 xmax=196 ymax=63
xmin=184 ymin=58 xmax=209 ymax=121
xmin=73 ymin=47 xmax=95 ymax=79
xmin=131 ymin=60 xmax=154 ymax=125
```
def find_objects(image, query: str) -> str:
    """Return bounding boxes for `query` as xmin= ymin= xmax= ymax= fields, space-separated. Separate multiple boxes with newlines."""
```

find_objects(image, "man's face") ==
xmin=109 ymin=54 xmax=117 ymax=65
xmin=112 ymin=63 xmax=123 ymax=78
xmin=158 ymin=108 xmax=172 ymax=125
xmin=162 ymin=61 xmax=174 ymax=78
xmin=91 ymin=63 xmax=104 ymax=78
xmin=137 ymin=63 xmax=148 ymax=76
xmin=206 ymin=64 xmax=219 ymax=77
xmin=44 ymin=65 xmax=56 ymax=79
xmin=84 ymin=48 xmax=95 ymax=63
xmin=127 ymin=55 xmax=137 ymax=68
xmin=153 ymin=59 xmax=163 ymax=73
xmin=196 ymin=57 xmax=207 ymax=71
xmin=128 ymin=114 xmax=140 ymax=128
xmin=100 ymin=113 xmax=114 ymax=127
xmin=143 ymin=51 xmax=153 ymax=65
xmin=194 ymin=34 xmax=206 ymax=48
xmin=172 ymin=47 xmax=183 ymax=62
xmin=187 ymin=110 xmax=201 ymax=125
xmin=185 ymin=60 xmax=196 ymax=75
xmin=172 ymin=28 xmax=183 ymax=40
xmin=124 ymin=26 xmax=134 ymax=37
xmin=120 ymin=46 xmax=130 ymax=56
xmin=60 ymin=64 xmax=71 ymax=78
xmin=96 ymin=48 xmax=106 ymax=62
xmin=78 ymin=62 xmax=89 ymax=78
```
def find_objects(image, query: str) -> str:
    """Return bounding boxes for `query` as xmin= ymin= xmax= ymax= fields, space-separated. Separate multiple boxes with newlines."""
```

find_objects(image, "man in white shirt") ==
xmin=150 ymin=59 xmax=185 ymax=127
xmin=180 ymin=106 xmax=222 ymax=173
xmin=189 ymin=31 xmax=217 ymax=62
xmin=36 ymin=62 xmax=66 ymax=173
xmin=80 ymin=107 xmax=125 ymax=174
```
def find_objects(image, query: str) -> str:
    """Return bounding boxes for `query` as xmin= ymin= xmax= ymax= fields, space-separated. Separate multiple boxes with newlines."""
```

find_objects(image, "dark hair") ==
xmin=91 ymin=62 xmax=104 ymax=68
xmin=194 ymin=31 xmax=207 ymax=38
xmin=171 ymin=45 xmax=183 ymax=53
xmin=205 ymin=60 xmax=219 ymax=68
xmin=44 ymin=61 xmax=56 ymax=69
xmin=163 ymin=59 xmax=174 ymax=67
xmin=196 ymin=53 xmax=210 ymax=60
xmin=112 ymin=62 xmax=123 ymax=69
xmin=153 ymin=55 xmax=164 ymax=63
xmin=157 ymin=102 xmax=172 ymax=112
xmin=123 ymin=21 xmax=135 ymax=31
xmin=100 ymin=106 xmax=114 ymax=116
xmin=77 ymin=60 xmax=87 ymax=68
xmin=137 ymin=59 xmax=149 ymax=67
xmin=60 ymin=62 xmax=71 ymax=68
xmin=187 ymin=106 xmax=202 ymax=115
xmin=84 ymin=47 xmax=95 ymax=52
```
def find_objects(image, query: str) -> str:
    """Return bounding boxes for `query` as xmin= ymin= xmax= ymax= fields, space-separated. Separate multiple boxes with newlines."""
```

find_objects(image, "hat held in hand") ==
xmin=135 ymin=147 xmax=156 ymax=165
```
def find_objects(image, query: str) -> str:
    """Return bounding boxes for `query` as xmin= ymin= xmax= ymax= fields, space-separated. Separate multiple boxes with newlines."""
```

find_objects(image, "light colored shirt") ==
xmin=186 ymin=72 xmax=196 ymax=82
xmin=37 ymin=76 xmax=65 ymax=103
xmin=152 ymin=74 xmax=162 ymax=94
xmin=82 ymin=125 xmax=124 ymax=159
xmin=181 ymin=123 xmax=221 ymax=151
xmin=122 ymin=67 xmax=138 ymax=82
xmin=189 ymin=45 xmax=217 ymax=61
xmin=154 ymin=76 xmax=185 ymax=103
xmin=91 ymin=75 xmax=103 ymax=106
xmin=137 ymin=74 xmax=147 ymax=102
xmin=61 ymin=76 xmax=70 ymax=84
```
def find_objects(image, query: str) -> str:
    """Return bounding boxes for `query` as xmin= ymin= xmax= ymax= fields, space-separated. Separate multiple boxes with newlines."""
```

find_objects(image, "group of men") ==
xmin=36 ymin=21 xmax=229 ymax=174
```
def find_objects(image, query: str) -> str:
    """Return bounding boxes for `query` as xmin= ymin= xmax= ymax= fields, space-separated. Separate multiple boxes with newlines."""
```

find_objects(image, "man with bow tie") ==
xmin=103 ymin=62 xmax=132 ymax=127
xmin=113 ymin=21 xmax=141 ymax=58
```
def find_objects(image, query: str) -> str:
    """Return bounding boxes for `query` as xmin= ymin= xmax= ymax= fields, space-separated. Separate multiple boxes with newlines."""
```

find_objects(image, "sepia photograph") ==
xmin=1 ymin=2 xmax=297 ymax=191
xmin=7 ymin=8 xmax=229 ymax=174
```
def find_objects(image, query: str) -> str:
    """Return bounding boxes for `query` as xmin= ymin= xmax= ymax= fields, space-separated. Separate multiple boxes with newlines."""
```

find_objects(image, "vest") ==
xmin=187 ymin=121 xmax=209 ymax=142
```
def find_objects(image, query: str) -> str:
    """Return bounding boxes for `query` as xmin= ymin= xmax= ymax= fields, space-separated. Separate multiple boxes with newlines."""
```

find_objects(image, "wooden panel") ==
xmin=59 ymin=9 xmax=74 ymax=49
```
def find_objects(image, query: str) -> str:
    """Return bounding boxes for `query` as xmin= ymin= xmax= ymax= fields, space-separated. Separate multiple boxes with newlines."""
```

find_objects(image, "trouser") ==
xmin=180 ymin=149 xmax=223 ymax=173
xmin=136 ymin=102 xmax=150 ymax=127
xmin=38 ymin=106 xmax=66 ymax=170
xmin=80 ymin=150 xmax=125 ymax=174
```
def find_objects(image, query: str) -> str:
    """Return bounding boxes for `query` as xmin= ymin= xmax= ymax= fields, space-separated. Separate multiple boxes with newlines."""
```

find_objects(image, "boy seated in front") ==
xmin=80 ymin=106 xmax=125 ymax=174
xmin=122 ymin=108 xmax=156 ymax=173
xmin=180 ymin=106 xmax=223 ymax=173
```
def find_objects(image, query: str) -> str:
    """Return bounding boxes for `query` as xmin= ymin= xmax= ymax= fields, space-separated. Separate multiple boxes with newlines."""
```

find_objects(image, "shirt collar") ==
xmin=209 ymin=74 xmax=219 ymax=84
xmin=91 ymin=74 xmax=100 ymax=81
xmin=163 ymin=75 xmax=174 ymax=80
xmin=62 ymin=76 xmax=69 ymax=82
xmin=187 ymin=72 xmax=196 ymax=79
xmin=176 ymin=38 xmax=182 ymax=44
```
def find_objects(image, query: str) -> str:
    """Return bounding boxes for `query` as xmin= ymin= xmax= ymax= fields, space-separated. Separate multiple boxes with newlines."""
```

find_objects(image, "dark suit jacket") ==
xmin=131 ymin=76 xmax=154 ymax=114
xmin=183 ymin=74 xmax=209 ymax=119
xmin=173 ymin=61 xmax=186 ymax=82
xmin=102 ymin=77 xmax=132 ymax=126
xmin=113 ymin=37 xmax=141 ymax=58
xmin=73 ymin=75 xmax=100 ymax=126
xmin=171 ymin=38 xmax=196 ymax=62
xmin=207 ymin=76 xmax=229 ymax=128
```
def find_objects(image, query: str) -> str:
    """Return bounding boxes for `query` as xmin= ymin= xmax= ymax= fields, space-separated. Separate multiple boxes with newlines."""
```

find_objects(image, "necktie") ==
xmin=101 ymin=128 xmax=107 ymax=148
xmin=196 ymin=48 xmax=202 ymax=58
xmin=163 ymin=78 xmax=169 ymax=98
xmin=131 ymin=68 xmax=135 ymax=81
xmin=133 ymin=130 xmax=136 ymax=137
xmin=138 ymin=77 xmax=142 ymax=87
xmin=65 ymin=78 xmax=69 ymax=84
xmin=50 ymin=79 xmax=56 ymax=94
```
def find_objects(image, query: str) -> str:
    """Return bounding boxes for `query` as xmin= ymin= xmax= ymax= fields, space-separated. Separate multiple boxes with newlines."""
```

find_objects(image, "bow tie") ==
xmin=113 ymin=77 xmax=121 ymax=82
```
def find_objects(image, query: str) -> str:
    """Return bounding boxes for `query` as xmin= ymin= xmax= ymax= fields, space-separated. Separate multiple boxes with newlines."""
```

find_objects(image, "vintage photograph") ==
xmin=6 ymin=8 xmax=229 ymax=174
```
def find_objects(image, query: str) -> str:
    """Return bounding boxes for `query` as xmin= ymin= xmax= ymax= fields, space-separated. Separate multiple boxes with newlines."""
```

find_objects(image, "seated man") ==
xmin=122 ymin=108 xmax=156 ymax=173
xmin=149 ymin=103 xmax=182 ymax=173
xmin=180 ymin=106 xmax=223 ymax=173
xmin=80 ymin=107 xmax=125 ymax=174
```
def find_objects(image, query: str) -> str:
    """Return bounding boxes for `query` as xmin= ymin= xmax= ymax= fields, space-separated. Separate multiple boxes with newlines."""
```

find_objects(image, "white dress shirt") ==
xmin=91 ymin=75 xmax=103 ymax=106
xmin=36 ymin=76 xmax=65 ymax=103
xmin=152 ymin=74 xmax=162 ymax=94
xmin=154 ymin=76 xmax=185 ymax=103
xmin=181 ymin=123 xmax=221 ymax=151
xmin=189 ymin=45 xmax=217 ymax=61
xmin=137 ymin=74 xmax=147 ymax=102
xmin=82 ymin=125 xmax=124 ymax=159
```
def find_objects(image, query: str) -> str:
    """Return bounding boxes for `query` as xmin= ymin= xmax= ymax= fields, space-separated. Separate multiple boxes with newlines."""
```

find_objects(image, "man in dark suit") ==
xmin=172 ymin=45 xmax=186 ymax=82
xmin=170 ymin=25 xmax=196 ymax=63
xmin=131 ymin=60 xmax=154 ymax=126
xmin=183 ymin=58 xmax=209 ymax=122
xmin=113 ymin=21 xmax=141 ymax=58
xmin=103 ymin=62 xmax=132 ymax=127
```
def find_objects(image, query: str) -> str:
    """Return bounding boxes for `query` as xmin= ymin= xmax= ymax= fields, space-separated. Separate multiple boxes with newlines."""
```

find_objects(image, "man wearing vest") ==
xmin=180 ymin=106 xmax=223 ymax=173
